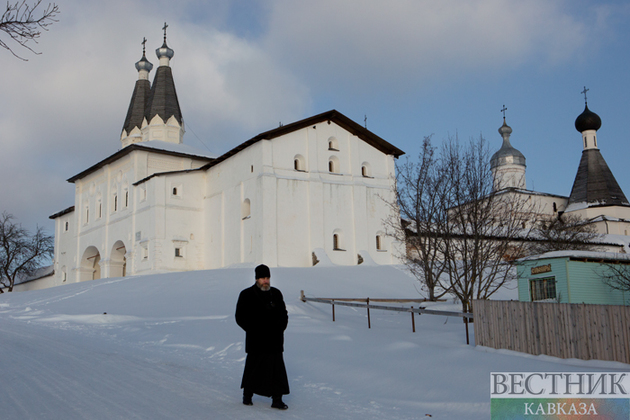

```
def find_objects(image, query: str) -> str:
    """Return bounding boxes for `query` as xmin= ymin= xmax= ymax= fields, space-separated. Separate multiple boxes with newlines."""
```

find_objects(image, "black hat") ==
xmin=255 ymin=264 xmax=271 ymax=279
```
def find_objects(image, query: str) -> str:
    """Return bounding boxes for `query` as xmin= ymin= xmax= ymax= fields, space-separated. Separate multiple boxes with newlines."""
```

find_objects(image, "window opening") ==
xmin=530 ymin=277 xmax=557 ymax=301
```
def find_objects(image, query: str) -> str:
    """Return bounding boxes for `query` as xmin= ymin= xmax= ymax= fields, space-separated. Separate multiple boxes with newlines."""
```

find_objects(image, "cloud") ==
xmin=0 ymin=0 xmax=310 ymax=229
xmin=262 ymin=0 xmax=605 ymax=92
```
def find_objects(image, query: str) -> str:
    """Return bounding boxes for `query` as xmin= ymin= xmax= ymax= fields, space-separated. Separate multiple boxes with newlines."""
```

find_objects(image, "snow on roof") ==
xmin=517 ymin=249 xmax=630 ymax=263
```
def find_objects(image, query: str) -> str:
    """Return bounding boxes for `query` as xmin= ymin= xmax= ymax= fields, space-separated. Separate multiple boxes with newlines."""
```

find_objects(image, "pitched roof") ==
xmin=67 ymin=142 xmax=214 ymax=183
xmin=201 ymin=109 xmax=405 ymax=170
xmin=567 ymin=149 xmax=629 ymax=209
xmin=145 ymin=66 xmax=182 ymax=125
xmin=122 ymin=78 xmax=151 ymax=135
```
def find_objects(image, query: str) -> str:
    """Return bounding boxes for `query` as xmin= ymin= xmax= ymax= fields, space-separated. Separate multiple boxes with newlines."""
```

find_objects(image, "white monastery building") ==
xmin=46 ymin=34 xmax=405 ymax=286
xmin=490 ymin=98 xmax=630 ymax=240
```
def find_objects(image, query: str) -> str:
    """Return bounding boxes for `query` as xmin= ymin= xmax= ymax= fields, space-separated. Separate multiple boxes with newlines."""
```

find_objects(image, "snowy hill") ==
xmin=0 ymin=265 xmax=627 ymax=419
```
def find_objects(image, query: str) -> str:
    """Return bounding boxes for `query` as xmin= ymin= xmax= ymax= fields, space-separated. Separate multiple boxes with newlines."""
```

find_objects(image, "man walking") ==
xmin=235 ymin=264 xmax=290 ymax=409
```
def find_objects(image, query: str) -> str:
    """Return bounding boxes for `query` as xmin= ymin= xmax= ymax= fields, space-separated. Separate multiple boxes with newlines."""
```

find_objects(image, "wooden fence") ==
xmin=300 ymin=291 xmax=474 ymax=342
xmin=473 ymin=299 xmax=630 ymax=364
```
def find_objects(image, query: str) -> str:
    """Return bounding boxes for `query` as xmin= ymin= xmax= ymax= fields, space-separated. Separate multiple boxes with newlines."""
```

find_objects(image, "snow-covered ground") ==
xmin=0 ymin=265 xmax=627 ymax=419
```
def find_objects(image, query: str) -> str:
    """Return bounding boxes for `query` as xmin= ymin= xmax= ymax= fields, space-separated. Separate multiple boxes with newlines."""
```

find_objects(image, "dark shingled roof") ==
xmin=567 ymin=149 xmax=629 ymax=208
xmin=122 ymin=78 xmax=151 ymax=135
xmin=145 ymin=66 xmax=182 ymax=125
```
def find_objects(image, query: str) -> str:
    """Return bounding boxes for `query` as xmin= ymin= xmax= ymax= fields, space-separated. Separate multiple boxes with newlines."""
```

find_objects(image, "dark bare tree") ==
xmin=527 ymin=213 xmax=602 ymax=254
xmin=0 ymin=0 xmax=59 ymax=60
xmin=0 ymin=212 xmax=54 ymax=292
xmin=388 ymin=136 xmax=451 ymax=301
xmin=440 ymin=136 xmax=537 ymax=315
xmin=389 ymin=135 xmax=540 ymax=310
xmin=601 ymin=259 xmax=630 ymax=293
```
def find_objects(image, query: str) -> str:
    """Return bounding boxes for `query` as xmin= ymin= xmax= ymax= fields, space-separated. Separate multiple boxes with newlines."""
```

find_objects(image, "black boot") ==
xmin=271 ymin=396 xmax=288 ymax=410
xmin=243 ymin=390 xmax=253 ymax=406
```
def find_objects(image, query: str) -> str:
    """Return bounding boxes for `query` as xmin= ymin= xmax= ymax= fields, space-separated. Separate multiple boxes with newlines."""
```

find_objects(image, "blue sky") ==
xmin=2 ymin=0 xmax=630 ymax=231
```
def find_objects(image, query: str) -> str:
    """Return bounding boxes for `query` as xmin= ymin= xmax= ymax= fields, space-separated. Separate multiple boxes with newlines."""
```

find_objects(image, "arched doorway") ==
xmin=80 ymin=246 xmax=101 ymax=281
xmin=110 ymin=241 xmax=127 ymax=278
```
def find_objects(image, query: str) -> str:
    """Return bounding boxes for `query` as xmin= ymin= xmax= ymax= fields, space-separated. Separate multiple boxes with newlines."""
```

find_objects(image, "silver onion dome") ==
xmin=156 ymin=41 xmax=174 ymax=60
xmin=491 ymin=119 xmax=526 ymax=169
xmin=135 ymin=53 xmax=153 ymax=72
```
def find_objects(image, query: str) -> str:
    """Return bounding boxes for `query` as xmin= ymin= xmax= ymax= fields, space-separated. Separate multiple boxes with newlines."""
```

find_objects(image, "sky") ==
xmin=2 ymin=0 xmax=630 ymax=232
xmin=1 ymin=265 xmax=628 ymax=419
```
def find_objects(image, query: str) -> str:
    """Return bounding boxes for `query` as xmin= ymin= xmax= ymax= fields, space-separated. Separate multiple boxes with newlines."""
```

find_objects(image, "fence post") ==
xmin=367 ymin=297 xmax=371 ymax=329
xmin=332 ymin=300 xmax=335 ymax=322
xmin=411 ymin=306 xmax=416 ymax=333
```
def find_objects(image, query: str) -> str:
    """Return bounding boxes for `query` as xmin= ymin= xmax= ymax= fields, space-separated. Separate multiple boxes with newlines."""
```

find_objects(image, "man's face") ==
xmin=256 ymin=277 xmax=271 ymax=291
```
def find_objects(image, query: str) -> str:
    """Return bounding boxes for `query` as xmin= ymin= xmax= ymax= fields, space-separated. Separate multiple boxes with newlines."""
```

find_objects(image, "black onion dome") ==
xmin=575 ymin=104 xmax=602 ymax=133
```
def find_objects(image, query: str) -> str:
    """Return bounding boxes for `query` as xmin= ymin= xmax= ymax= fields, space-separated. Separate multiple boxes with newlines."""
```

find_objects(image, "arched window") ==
xmin=361 ymin=162 xmax=371 ymax=177
xmin=242 ymin=198 xmax=251 ymax=220
xmin=333 ymin=229 xmax=344 ymax=251
xmin=294 ymin=154 xmax=306 ymax=171
xmin=328 ymin=137 xmax=339 ymax=151
xmin=328 ymin=156 xmax=340 ymax=174
xmin=376 ymin=231 xmax=386 ymax=251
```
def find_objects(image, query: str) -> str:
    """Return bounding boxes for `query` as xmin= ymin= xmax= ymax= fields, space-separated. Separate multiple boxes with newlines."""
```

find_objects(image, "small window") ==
xmin=333 ymin=230 xmax=344 ymax=251
xmin=98 ymin=202 xmax=102 ymax=219
xmin=328 ymin=137 xmax=339 ymax=151
xmin=552 ymin=202 xmax=557 ymax=213
xmin=530 ymin=277 xmax=556 ymax=301
xmin=64 ymin=221 xmax=69 ymax=231
xmin=113 ymin=194 xmax=118 ymax=212
xmin=376 ymin=235 xmax=382 ymax=250
xmin=251 ymin=165 xmax=254 ymax=173
xmin=328 ymin=156 xmax=340 ymax=174
xmin=242 ymin=199 xmax=251 ymax=220
xmin=361 ymin=162 xmax=372 ymax=177
xmin=294 ymin=154 xmax=306 ymax=172
xmin=175 ymin=248 xmax=182 ymax=257
xmin=173 ymin=187 xmax=177 ymax=196
xmin=125 ymin=191 xmax=129 ymax=208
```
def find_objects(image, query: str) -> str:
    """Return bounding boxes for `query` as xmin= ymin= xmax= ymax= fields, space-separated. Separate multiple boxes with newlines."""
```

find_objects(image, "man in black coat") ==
xmin=235 ymin=264 xmax=290 ymax=409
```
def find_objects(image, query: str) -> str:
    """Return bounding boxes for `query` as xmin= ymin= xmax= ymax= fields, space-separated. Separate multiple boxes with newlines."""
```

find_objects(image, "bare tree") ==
xmin=389 ymin=135 xmax=540 ymax=310
xmin=527 ymin=213 xmax=602 ymax=254
xmin=389 ymin=136 xmax=451 ymax=301
xmin=0 ymin=212 xmax=53 ymax=292
xmin=0 ymin=0 xmax=59 ymax=60
xmin=439 ymin=136 xmax=537 ymax=315
xmin=600 ymin=258 xmax=630 ymax=293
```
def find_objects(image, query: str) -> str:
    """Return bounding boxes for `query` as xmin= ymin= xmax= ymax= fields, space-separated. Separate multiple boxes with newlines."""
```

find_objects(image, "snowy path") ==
xmin=0 ymin=318 xmax=229 ymax=420
xmin=1 ymin=266 xmax=627 ymax=419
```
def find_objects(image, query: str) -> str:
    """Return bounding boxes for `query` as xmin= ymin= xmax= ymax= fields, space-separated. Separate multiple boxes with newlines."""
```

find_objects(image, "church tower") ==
xmin=566 ymin=97 xmax=629 ymax=211
xmin=490 ymin=110 xmax=526 ymax=191
xmin=120 ymin=24 xmax=184 ymax=148
xmin=121 ymin=39 xmax=153 ymax=147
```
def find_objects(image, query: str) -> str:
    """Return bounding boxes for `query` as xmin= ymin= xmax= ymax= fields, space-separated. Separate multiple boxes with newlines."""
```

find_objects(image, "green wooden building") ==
xmin=516 ymin=251 xmax=630 ymax=305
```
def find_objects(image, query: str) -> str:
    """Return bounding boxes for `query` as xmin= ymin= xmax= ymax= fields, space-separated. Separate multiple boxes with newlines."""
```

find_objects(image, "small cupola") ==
xmin=490 ymin=106 xmax=526 ymax=191
xmin=575 ymin=88 xmax=601 ymax=150
xmin=121 ymin=38 xmax=153 ymax=147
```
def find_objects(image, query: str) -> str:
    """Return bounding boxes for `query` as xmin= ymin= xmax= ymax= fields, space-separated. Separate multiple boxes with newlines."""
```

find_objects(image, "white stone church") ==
xmin=41 ymin=35 xmax=405 ymax=288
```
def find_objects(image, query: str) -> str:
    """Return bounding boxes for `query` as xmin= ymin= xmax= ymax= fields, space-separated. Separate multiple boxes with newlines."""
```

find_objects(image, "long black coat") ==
xmin=235 ymin=284 xmax=288 ymax=354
